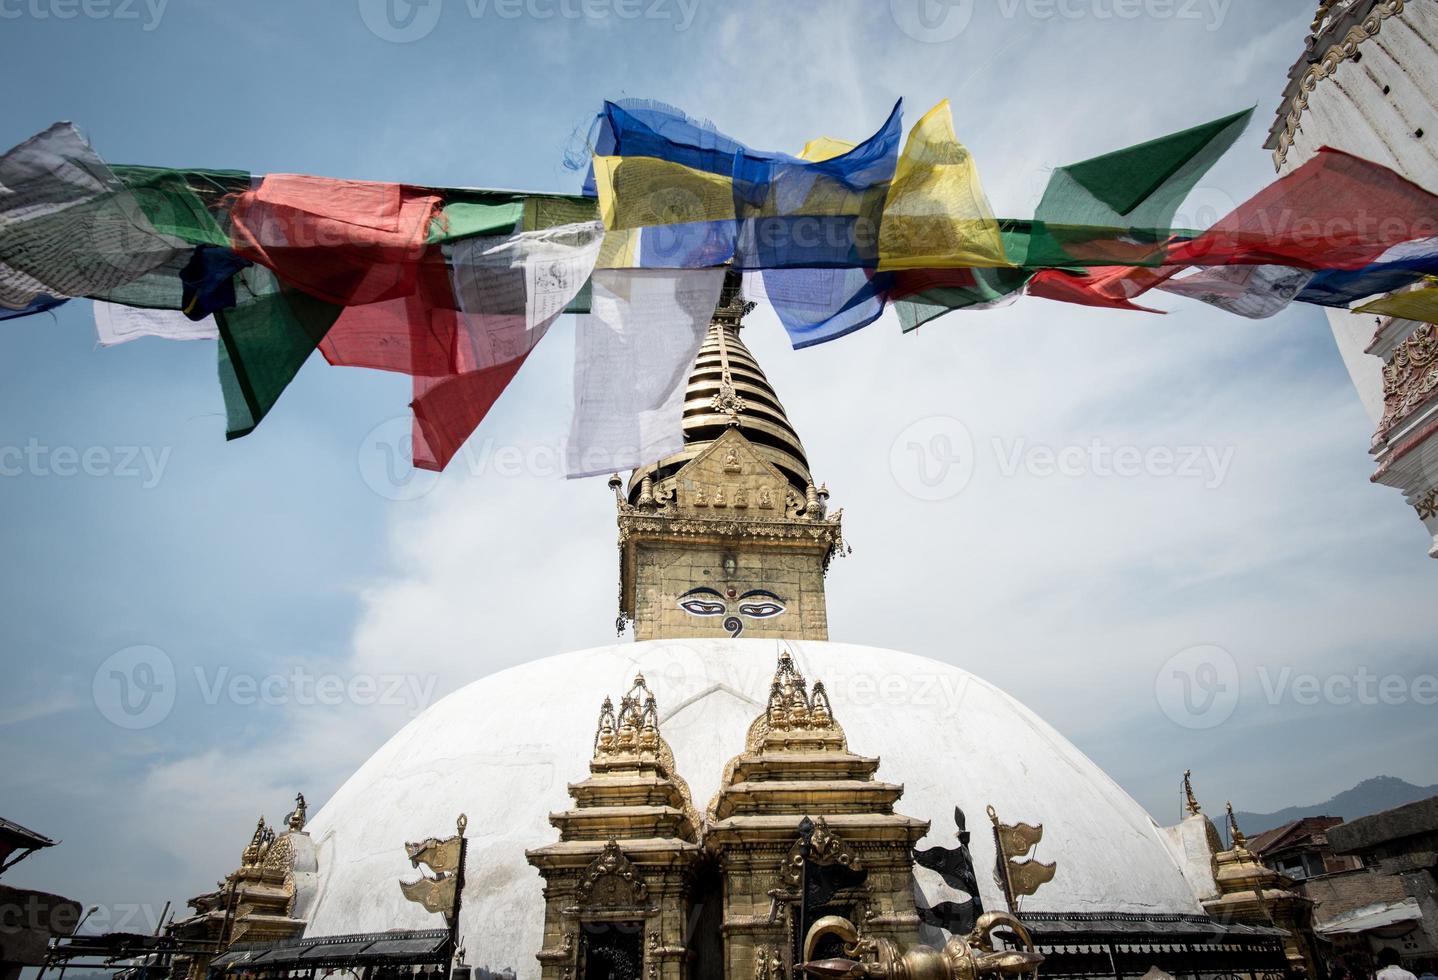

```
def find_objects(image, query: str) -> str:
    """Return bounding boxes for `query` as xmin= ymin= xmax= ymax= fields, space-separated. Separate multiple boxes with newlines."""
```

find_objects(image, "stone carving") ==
xmin=576 ymin=840 xmax=648 ymax=908
xmin=1270 ymin=0 xmax=1405 ymax=168
xmin=1378 ymin=323 xmax=1438 ymax=438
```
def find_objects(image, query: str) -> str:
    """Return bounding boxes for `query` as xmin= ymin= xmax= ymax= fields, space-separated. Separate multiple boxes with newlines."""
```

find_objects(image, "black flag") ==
xmin=913 ymin=806 xmax=983 ymax=934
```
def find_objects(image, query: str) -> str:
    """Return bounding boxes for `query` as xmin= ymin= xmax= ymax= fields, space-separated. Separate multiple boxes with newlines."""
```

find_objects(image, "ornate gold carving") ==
xmin=240 ymin=816 xmax=274 ymax=868
xmin=576 ymin=839 xmax=648 ymax=909
xmin=759 ymin=486 xmax=774 ymax=509
xmin=765 ymin=651 xmax=841 ymax=735
xmin=398 ymin=814 xmax=467 ymax=919
xmin=594 ymin=675 xmax=661 ymax=757
xmin=723 ymin=447 xmax=742 ymax=472
xmin=1183 ymin=769 xmax=1203 ymax=816
xmin=1271 ymin=0 xmax=1405 ymax=169
xmin=1379 ymin=323 xmax=1438 ymax=438
xmin=800 ymin=910 xmax=1044 ymax=980
xmin=780 ymin=818 xmax=862 ymax=888
xmin=754 ymin=944 xmax=785 ymax=980
xmin=1415 ymin=486 xmax=1438 ymax=520
xmin=987 ymin=805 xmax=1056 ymax=907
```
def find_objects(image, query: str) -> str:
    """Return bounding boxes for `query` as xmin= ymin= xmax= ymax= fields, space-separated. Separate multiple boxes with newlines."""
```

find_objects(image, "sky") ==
xmin=2 ymin=0 xmax=1437 ymax=939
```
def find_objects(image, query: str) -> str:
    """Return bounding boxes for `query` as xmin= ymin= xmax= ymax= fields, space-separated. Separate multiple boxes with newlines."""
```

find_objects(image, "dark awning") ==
xmin=1022 ymin=912 xmax=1291 ymax=942
xmin=210 ymin=929 xmax=452 ymax=971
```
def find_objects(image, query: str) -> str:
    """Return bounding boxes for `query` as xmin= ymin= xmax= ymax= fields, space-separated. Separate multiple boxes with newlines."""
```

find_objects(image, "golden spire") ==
xmin=1183 ymin=769 xmax=1202 ymax=816
xmin=626 ymin=269 xmax=813 ymax=499
xmin=1225 ymin=801 xmax=1248 ymax=850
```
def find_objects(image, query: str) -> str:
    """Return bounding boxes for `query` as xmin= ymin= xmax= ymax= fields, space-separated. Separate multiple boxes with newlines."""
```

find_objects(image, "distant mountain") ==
xmin=1234 ymin=776 xmax=1438 ymax=837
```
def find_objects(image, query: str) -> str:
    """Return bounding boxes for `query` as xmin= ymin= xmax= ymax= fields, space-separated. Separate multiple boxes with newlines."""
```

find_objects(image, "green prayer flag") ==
xmin=1023 ymin=108 xmax=1252 ymax=268
xmin=216 ymin=265 xmax=342 ymax=439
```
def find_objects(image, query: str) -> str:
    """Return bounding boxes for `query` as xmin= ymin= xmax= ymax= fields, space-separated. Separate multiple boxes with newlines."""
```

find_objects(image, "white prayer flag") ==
xmin=446 ymin=221 xmax=604 ymax=371
xmin=93 ymin=300 xmax=218 ymax=346
xmin=0 ymin=122 xmax=183 ymax=310
xmin=1157 ymin=265 xmax=1314 ymax=320
xmin=566 ymin=268 xmax=725 ymax=478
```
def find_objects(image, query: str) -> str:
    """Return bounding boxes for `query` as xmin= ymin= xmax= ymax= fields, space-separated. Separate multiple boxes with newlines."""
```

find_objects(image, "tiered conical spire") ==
xmin=627 ymin=271 xmax=812 ymax=499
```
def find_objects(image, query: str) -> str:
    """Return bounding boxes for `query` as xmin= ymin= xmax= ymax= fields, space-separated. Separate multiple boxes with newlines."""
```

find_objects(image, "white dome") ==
xmin=302 ymin=639 xmax=1202 ymax=977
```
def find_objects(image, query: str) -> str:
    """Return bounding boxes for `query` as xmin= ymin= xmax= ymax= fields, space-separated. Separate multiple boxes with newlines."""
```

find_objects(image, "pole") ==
xmin=447 ymin=814 xmax=468 ymax=970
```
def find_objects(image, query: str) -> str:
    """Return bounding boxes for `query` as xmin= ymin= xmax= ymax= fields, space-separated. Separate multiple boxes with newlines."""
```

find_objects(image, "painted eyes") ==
xmin=677 ymin=588 xmax=787 ymax=622
xmin=679 ymin=596 xmax=728 ymax=617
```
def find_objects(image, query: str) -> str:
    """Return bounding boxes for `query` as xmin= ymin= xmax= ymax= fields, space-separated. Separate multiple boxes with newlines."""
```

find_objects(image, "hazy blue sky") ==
xmin=2 ymin=0 xmax=1436 ymax=937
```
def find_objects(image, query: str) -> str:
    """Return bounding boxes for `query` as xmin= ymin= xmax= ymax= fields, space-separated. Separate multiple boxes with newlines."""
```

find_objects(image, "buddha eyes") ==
xmin=678 ymin=588 xmax=727 ymax=617
xmin=679 ymin=597 xmax=727 ymax=617
xmin=678 ymin=588 xmax=787 ymax=621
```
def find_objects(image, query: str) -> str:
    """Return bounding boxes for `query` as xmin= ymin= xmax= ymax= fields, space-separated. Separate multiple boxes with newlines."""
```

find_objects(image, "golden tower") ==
xmin=611 ymin=272 xmax=845 ymax=642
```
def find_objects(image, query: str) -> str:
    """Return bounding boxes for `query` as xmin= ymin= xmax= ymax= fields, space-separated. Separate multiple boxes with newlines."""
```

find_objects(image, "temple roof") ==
xmin=626 ymin=271 xmax=813 ymax=501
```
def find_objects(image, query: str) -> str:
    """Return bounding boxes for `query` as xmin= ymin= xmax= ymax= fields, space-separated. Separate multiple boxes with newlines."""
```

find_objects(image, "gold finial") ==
xmin=1225 ymin=801 xmax=1248 ymax=850
xmin=242 ymin=816 xmax=273 ymax=867
xmin=285 ymin=793 xmax=308 ymax=832
xmin=1183 ymin=770 xmax=1202 ymax=816
xmin=596 ymin=676 xmax=661 ymax=757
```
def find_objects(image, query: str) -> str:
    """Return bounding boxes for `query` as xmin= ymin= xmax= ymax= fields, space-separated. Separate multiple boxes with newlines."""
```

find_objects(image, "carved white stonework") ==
xmin=1267 ymin=0 xmax=1438 ymax=556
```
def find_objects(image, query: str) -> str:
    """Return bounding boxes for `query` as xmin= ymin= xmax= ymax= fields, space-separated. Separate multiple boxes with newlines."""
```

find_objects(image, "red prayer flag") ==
xmin=230 ymin=174 xmax=440 ymax=307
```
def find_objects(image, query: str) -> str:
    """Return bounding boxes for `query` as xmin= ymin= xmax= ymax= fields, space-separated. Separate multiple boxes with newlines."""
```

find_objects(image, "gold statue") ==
xmin=799 ymin=910 xmax=1044 ymax=980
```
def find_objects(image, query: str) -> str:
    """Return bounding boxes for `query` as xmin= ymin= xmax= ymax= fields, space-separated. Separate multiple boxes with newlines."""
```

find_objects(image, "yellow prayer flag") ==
xmin=1355 ymin=280 xmax=1438 ymax=325
xmin=798 ymin=136 xmax=858 ymax=163
xmin=592 ymin=155 xmax=735 ymax=231
xmin=878 ymin=100 xmax=1010 ymax=270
